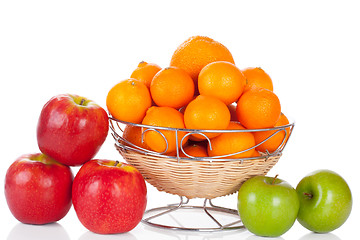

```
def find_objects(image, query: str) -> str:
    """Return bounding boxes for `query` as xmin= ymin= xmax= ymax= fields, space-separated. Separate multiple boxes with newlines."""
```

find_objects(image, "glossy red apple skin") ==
xmin=37 ymin=94 xmax=109 ymax=166
xmin=5 ymin=153 xmax=73 ymax=225
xmin=72 ymin=159 xmax=147 ymax=234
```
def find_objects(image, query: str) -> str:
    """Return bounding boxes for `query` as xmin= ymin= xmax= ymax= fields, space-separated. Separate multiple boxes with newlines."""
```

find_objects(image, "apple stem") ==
xmin=272 ymin=174 xmax=279 ymax=185
xmin=304 ymin=192 xmax=313 ymax=199
xmin=114 ymin=160 xmax=119 ymax=167
xmin=80 ymin=98 xmax=86 ymax=106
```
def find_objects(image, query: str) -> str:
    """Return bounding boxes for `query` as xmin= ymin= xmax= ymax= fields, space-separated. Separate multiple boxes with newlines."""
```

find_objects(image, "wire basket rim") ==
xmin=109 ymin=116 xmax=295 ymax=133
xmin=109 ymin=116 xmax=294 ymax=163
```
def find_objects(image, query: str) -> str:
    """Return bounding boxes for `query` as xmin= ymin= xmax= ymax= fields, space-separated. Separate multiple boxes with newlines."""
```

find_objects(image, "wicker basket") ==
xmin=110 ymin=117 xmax=294 ymax=199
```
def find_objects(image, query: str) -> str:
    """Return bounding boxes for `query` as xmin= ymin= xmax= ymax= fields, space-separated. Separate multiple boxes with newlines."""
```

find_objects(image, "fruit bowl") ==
xmin=109 ymin=117 xmax=294 ymax=200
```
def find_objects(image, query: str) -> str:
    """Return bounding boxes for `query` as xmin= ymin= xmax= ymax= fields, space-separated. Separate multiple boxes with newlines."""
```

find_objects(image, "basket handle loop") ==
xmin=141 ymin=128 xmax=169 ymax=154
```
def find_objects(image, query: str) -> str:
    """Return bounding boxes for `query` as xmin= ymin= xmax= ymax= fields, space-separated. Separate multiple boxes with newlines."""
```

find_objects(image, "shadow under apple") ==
xmin=298 ymin=232 xmax=341 ymax=240
xmin=79 ymin=231 xmax=138 ymax=240
xmin=246 ymin=234 xmax=284 ymax=240
xmin=7 ymin=222 xmax=70 ymax=240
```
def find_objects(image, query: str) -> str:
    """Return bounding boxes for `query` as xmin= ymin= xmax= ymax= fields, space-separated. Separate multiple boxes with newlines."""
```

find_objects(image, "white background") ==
xmin=0 ymin=0 xmax=359 ymax=239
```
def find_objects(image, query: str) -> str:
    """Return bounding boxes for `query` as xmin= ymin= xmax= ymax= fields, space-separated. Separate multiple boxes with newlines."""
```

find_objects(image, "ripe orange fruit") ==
xmin=184 ymin=95 xmax=230 ymax=139
xmin=254 ymin=112 xmax=290 ymax=153
xmin=106 ymin=79 xmax=152 ymax=123
xmin=242 ymin=67 xmax=273 ymax=92
xmin=122 ymin=125 xmax=149 ymax=150
xmin=179 ymin=143 xmax=208 ymax=158
xmin=142 ymin=106 xmax=188 ymax=153
xmin=130 ymin=61 xmax=162 ymax=88
xmin=198 ymin=61 xmax=246 ymax=105
xmin=170 ymin=36 xmax=235 ymax=83
xmin=207 ymin=122 xmax=255 ymax=159
xmin=236 ymin=88 xmax=281 ymax=129
xmin=150 ymin=67 xmax=195 ymax=109
xmin=252 ymin=150 xmax=261 ymax=157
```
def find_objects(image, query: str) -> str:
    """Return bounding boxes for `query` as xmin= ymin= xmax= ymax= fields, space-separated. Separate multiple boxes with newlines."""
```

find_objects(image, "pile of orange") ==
xmin=106 ymin=35 xmax=291 ymax=158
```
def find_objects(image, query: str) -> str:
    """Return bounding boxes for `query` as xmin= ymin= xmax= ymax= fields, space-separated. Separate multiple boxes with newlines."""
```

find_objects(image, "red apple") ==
xmin=5 ymin=153 xmax=73 ymax=224
xmin=72 ymin=159 xmax=147 ymax=234
xmin=37 ymin=94 xmax=109 ymax=166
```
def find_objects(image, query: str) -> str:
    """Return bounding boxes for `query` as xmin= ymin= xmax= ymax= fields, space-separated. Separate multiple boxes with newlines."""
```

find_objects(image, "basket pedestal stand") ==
xmin=142 ymin=196 xmax=244 ymax=232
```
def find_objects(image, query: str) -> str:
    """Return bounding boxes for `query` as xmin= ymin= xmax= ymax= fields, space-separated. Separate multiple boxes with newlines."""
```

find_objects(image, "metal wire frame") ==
xmin=142 ymin=196 xmax=244 ymax=232
xmin=109 ymin=116 xmax=295 ymax=163
xmin=109 ymin=116 xmax=295 ymax=231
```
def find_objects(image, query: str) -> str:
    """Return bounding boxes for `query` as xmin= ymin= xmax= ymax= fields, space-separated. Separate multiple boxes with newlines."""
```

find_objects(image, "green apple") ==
xmin=296 ymin=169 xmax=352 ymax=233
xmin=237 ymin=175 xmax=299 ymax=237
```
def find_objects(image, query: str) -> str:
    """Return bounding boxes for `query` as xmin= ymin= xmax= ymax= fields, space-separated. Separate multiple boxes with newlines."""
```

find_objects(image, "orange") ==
xmin=184 ymin=95 xmax=230 ymax=139
xmin=122 ymin=125 xmax=149 ymax=150
xmin=179 ymin=143 xmax=208 ymax=158
xmin=130 ymin=61 xmax=162 ymax=88
xmin=207 ymin=122 xmax=255 ymax=159
xmin=170 ymin=36 xmax=235 ymax=84
xmin=150 ymin=67 xmax=195 ymax=109
xmin=106 ymin=79 xmax=152 ymax=123
xmin=198 ymin=61 xmax=246 ymax=105
xmin=141 ymin=106 xmax=188 ymax=153
xmin=254 ymin=112 xmax=290 ymax=153
xmin=180 ymin=103 xmax=203 ymax=141
xmin=242 ymin=67 xmax=273 ymax=92
xmin=164 ymin=151 xmax=177 ymax=157
xmin=252 ymin=150 xmax=261 ymax=157
xmin=236 ymin=88 xmax=281 ymax=129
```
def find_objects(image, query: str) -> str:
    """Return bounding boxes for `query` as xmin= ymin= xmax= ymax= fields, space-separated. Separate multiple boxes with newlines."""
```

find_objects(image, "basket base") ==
xmin=142 ymin=196 xmax=244 ymax=232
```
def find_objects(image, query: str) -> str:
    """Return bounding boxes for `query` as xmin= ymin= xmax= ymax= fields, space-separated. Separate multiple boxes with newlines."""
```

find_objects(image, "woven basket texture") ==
xmin=115 ymin=144 xmax=281 ymax=199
